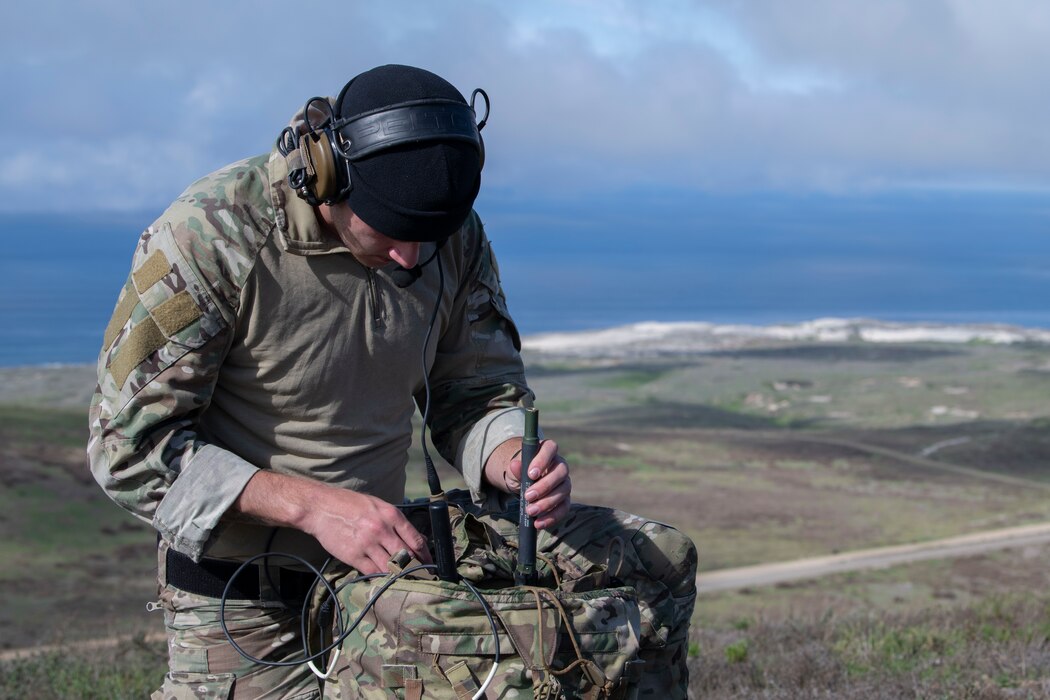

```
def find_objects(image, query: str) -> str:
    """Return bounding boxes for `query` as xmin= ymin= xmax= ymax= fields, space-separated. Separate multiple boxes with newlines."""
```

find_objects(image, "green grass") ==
xmin=0 ymin=403 xmax=86 ymax=447
xmin=723 ymin=638 xmax=749 ymax=664
xmin=0 ymin=640 xmax=167 ymax=700
xmin=530 ymin=342 xmax=1050 ymax=432
xmin=0 ymin=473 xmax=154 ymax=566
xmin=696 ymin=541 xmax=1050 ymax=636
xmin=584 ymin=368 xmax=670 ymax=390
xmin=691 ymin=593 xmax=1050 ymax=698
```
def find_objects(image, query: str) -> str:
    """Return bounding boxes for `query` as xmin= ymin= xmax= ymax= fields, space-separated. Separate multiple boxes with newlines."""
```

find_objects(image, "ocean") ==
xmin=2 ymin=190 xmax=1048 ymax=367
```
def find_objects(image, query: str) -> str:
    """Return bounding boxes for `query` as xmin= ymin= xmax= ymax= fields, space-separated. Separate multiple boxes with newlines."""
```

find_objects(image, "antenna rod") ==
xmin=515 ymin=408 xmax=540 ymax=586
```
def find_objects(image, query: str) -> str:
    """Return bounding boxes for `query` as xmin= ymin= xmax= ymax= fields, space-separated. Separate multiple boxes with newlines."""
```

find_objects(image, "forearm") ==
xmin=233 ymin=470 xmax=432 ymax=573
xmin=232 ymin=469 xmax=319 ymax=531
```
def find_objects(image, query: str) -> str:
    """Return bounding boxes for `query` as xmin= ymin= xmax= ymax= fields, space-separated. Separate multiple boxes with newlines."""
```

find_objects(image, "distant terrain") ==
xmin=521 ymin=321 xmax=1050 ymax=612
xmin=3 ymin=320 xmax=1050 ymax=697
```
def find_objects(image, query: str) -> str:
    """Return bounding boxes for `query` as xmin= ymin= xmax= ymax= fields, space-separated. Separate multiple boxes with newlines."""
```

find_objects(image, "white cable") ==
xmin=307 ymin=647 xmax=341 ymax=680
xmin=453 ymin=576 xmax=501 ymax=700
xmin=474 ymin=658 xmax=499 ymax=700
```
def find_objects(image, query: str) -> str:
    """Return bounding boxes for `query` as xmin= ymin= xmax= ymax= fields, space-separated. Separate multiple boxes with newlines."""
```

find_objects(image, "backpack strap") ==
xmin=382 ymin=664 xmax=423 ymax=700
xmin=443 ymin=659 xmax=481 ymax=700
xmin=609 ymin=659 xmax=646 ymax=700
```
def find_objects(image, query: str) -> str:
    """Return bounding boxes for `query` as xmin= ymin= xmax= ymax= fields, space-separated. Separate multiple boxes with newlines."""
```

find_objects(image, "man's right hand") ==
xmin=233 ymin=470 xmax=432 ymax=574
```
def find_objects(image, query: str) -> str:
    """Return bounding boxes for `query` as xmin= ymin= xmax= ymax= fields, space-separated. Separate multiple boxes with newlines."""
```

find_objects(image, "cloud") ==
xmin=2 ymin=0 xmax=1049 ymax=211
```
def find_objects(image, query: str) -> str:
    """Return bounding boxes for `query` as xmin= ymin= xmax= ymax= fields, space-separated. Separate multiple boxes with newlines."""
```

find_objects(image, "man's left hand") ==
xmin=486 ymin=438 xmax=571 ymax=530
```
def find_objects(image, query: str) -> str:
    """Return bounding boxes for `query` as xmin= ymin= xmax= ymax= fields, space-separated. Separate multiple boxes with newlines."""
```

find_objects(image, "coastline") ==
xmin=4 ymin=317 xmax=1050 ymax=372
xmin=522 ymin=317 xmax=1050 ymax=359
xmin=0 ymin=364 xmax=96 ymax=408
xmin=3 ymin=316 xmax=1049 ymax=412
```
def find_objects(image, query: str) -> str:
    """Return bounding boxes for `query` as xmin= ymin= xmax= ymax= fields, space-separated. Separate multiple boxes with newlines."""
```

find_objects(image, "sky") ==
xmin=2 ymin=0 xmax=1049 ymax=365
xmin=4 ymin=0 xmax=1050 ymax=212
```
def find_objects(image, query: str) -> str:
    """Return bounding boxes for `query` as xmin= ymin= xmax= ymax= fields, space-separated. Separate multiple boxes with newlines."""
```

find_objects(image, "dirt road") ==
xmin=698 ymin=521 xmax=1050 ymax=593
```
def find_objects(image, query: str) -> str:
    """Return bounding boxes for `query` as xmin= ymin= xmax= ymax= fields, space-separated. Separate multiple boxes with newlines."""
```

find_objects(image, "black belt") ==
xmin=166 ymin=547 xmax=318 ymax=601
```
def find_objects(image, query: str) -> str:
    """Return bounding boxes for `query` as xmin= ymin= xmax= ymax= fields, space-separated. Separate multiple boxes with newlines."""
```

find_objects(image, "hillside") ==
xmin=3 ymin=322 xmax=1050 ymax=696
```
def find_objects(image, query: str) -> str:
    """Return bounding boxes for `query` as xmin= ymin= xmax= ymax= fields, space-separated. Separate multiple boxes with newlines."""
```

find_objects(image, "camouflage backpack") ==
xmin=320 ymin=511 xmax=645 ymax=699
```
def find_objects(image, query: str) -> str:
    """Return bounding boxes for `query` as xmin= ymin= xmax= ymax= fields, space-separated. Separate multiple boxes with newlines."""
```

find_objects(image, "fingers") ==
xmin=522 ymin=439 xmax=560 ymax=481
xmin=355 ymin=525 xmax=430 ymax=574
xmin=523 ymin=459 xmax=569 ymax=500
xmin=522 ymin=440 xmax=572 ymax=529
xmin=394 ymin=517 xmax=433 ymax=565
xmin=356 ymin=552 xmax=388 ymax=576
xmin=504 ymin=439 xmax=563 ymax=492
xmin=314 ymin=491 xmax=434 ymax=574
xmin=370 ymin=507 xmax=432 ymax=569
xmin=534 ymin=497 xmax=571 ymax=531
xmin=504 ymin=459 xmax=522 ymax=492
xmin=524 ymin=464 xmax=571 ymax=524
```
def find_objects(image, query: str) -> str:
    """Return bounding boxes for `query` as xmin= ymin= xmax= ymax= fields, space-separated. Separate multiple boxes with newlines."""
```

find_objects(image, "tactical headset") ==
xmin=277 ymin=80 xmax=489 ymax=207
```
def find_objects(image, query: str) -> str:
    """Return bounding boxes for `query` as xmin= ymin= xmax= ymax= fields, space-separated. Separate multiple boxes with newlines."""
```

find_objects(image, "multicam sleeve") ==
xmin=87 ymin=220 xmax=259 ymax=561
xmin=423 ymin=213 xmax=534 ymax=508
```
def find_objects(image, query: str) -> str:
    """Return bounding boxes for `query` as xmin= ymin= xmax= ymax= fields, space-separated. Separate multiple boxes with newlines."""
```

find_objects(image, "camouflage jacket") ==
xmin=87 ymin=148 xmax=533 ymax=562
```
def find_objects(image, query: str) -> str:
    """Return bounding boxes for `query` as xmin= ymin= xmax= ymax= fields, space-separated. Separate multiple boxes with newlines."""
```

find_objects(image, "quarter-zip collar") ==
xmin=266 ymin=147 xmax=439 ymax=287
xmin=363 ymin=266 xmax=384 ymax=329
xmin=267 ymin=148 xmax=351 ymax=257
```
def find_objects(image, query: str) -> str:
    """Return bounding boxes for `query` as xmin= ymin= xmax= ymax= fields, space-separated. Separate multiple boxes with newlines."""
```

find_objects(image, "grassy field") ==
xmin=2 ymin=338 xmax=1049 ymax=696
xmin=522 ymin=339 xmax=1050 ymax=697
xmin=526 ymin=341 xmax=1050 ymax=573
xmin=691 ymin=590 xmax=1050 ymax=699
xmin=0 ymin=402 xmax=157 ymax=651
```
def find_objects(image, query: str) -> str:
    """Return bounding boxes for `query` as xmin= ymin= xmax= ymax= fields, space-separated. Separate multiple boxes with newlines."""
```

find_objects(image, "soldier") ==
xmin=88 ymin=64 xmax=696 ymax=699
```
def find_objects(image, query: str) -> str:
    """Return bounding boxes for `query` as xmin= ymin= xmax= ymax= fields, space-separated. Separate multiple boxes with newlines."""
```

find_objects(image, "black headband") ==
xmin=332 ymin=99 xmax=482 ymax=160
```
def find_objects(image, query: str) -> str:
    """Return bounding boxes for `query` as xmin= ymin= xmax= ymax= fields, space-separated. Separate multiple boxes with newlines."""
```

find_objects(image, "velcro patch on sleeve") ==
xmin=109 ymin=316 xmax=166 ymax=388
xmin=152 ymin=290 xmax=203 ymax=337
xmin=132 ymin=250 xmax=171 ymax=292
xmin=102 ymin=281 xmax=138 ymax=352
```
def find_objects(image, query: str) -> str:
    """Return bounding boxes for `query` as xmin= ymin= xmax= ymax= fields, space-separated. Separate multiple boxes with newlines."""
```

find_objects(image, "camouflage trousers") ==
xmin=150 ymin=501 xmax=697 ymax=700
xmin=151 ymin=538 xmax=323 ymax=700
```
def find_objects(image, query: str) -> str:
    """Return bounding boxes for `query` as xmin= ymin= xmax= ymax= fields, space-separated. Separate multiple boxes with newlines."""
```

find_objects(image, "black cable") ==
xmin=302 ymin=96 xmax=334 ymax=132
xmin=261 ymin=528 xmax=281 ymax=601
xmin=419 ymin=253 xmax=446 ymax=496
xmin=219 ymin=552 xmax=342 ymax=667
xmin=297 ymin=556 xmax=345 ymax=669
xmin=276 ymin=126 xmax=298 ymax=157
xmin=254 ymin=528 xmax=347 ymax=657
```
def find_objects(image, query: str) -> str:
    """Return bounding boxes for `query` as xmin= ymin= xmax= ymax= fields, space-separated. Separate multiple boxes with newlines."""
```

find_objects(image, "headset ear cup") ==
xmin=303 ymin=131 xmax=340 ymax=203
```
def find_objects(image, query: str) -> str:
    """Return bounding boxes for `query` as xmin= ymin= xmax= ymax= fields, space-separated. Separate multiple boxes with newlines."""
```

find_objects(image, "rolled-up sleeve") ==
xmin=152 ymin=445 xmax=259 ymax=559
xmin=458 ymin=407 xmax=527 ymax=504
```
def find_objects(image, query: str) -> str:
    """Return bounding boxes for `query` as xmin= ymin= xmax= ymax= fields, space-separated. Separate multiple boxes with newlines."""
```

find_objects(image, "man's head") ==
xmin=327 ymin=64 xmax=483 ymax=243
xmin=319 ymin=201 xmax=423 ymax=271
